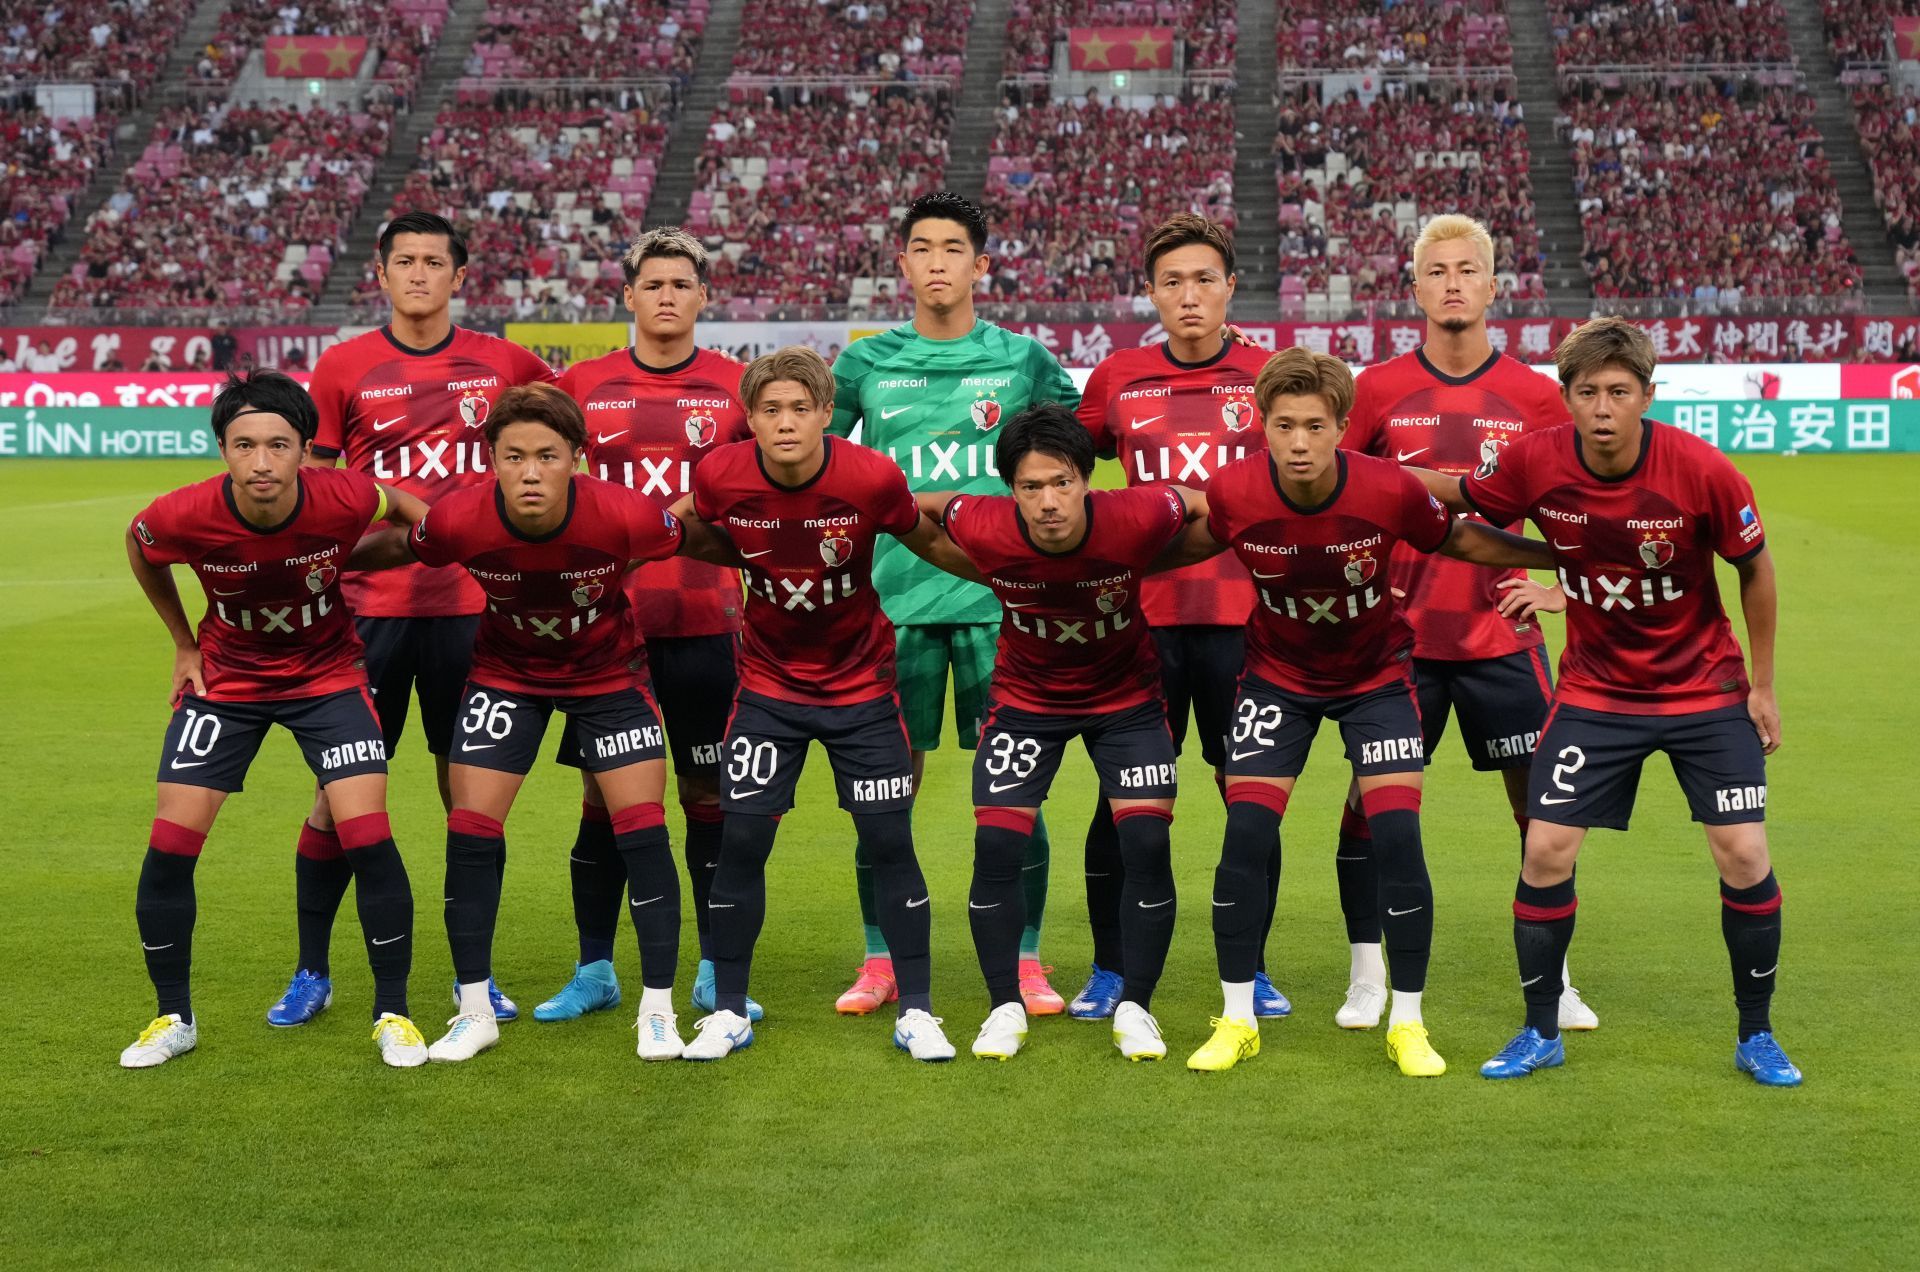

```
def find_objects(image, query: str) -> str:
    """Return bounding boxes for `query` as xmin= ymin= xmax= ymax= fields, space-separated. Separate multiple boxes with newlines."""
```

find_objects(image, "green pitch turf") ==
xmin=0 ymin=456 xmax=1911 ymax=1269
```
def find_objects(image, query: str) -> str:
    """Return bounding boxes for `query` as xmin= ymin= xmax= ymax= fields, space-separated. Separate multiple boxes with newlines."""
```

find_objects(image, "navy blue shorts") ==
xmin=453 ymin=681 xmax=665 ymax=777
xmin=1528 ymin=702 xmax=1768 ymax=830
xmin=1223 ymin=672 xmax=1426 ymax=781
xmin=1415 ymin=647 xmax=1554 ymax=772
xmin=157 ymin=687 xmax=388 ymax=792
xmin=718 ymin=689 xmax=914 ymax=817
xmin=1152 ymin=624 xmax=1245 ymax=769
xmin=557 ymin=633 xmax=737 ymax=776
xmin=973 ymin=697 xmax=1178 ymax=807
xmin=356 ymin=614 xmax=480 ymax=756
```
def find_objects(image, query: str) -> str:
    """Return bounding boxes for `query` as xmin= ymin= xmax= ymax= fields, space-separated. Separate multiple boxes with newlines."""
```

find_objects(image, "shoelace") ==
xmin=1744 ymin=1034 xmax=1790 ymax=1067
xmin=898 ymin=1010 xmax=944 ymax=1034
xmin=136 ymin=1017 xmax=179 ymax=1046
xmin=444 ymin=1013 xmax=489 ymax=1041
xmin=1078 ymin=969 xmax=1123 ymax=1002
xmin=1018 ymin=963 xmax=1055 ymax=980
xmin=373 ymin=1017 xmax=424 ymax=1047
xmin=1494 ymin=1030 xmax=1541 ymax=1062
xmin=637 ymin=1013 xmax=674 ymax=1042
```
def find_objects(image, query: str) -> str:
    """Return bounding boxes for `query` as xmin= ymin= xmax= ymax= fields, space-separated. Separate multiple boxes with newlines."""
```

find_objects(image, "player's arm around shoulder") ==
xmin=345 ymin=476 xmax=429 ymax=571
xmin=1147 ymin=484 xmax=1226 ymax=575
xmin=666 ymin=490 xmax=742 ymax=567
xmin=897 ymin=490 xmax=987 ymax=585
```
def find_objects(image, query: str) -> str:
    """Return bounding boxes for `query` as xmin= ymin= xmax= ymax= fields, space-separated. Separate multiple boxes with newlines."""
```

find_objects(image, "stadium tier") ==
xmin=0 ymin=0 xmax=196 ymax=85
xmin=1007 ymin=0 xmax=1237 ymax=77
xmin=0 ymin=108 xmax=113 ymax=309
xmin=1547 ymin=0 xmax=1793 ymax=67
xmin=466 ymin=0 xmax=703 ymax=84
xmin=201 ymin=0 xmax=447 ymax=95
xmin=1276 ymin=0 xmax=1512 ymax=70
xmin=731 ymin=0 xmax=965 ymax=77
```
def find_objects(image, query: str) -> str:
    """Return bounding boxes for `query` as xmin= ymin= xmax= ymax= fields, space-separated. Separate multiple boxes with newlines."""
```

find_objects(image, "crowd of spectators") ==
xmin=688 ymin=87 xmax=950 ymax=308
xmin=1548 ymin=0 xmax=1792 ymax=67
xmin=354 ymin=87 xmax=670 ymax=318
xmin=731 ymin=0 xmax=965 ymax=79
xmin=1003 ymin=1 xmax=1235 ymax=78
xmin=1848 ymin=83 xmax=1920 ymax=296
xmin=1823 ymin=1 xmax=1920 ymax=68
xmin=1272 ymin=81 xmax=1540 ymax=308
xmin=0 ymin=0 xmax=195 ymax=90
xmin=1276 ymin=1 xmax=1513 ymax=70
xmin=197 ymin=0 xmax=447 ymax=97
xmin=51 ymin=100 xmax=392 ymax=316
xmin=0 ymin=107 xmax=115 ymax=308
xmin=982 ymin=91 xmax=1233 ymax=304
xmin=465 ymin=0 xmax=701 ymax=87
xmin=1561 ymin=79 xmax=1859 ymax=303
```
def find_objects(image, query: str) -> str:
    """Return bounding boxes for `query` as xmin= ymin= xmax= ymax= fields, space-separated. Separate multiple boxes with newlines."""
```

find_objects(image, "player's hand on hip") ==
xmin=172 ymin=647 xmax=206 ymax=700
xmin=1748 ymin=685 xmax=1781 ymax=755
xmin=1496 ymin=576 xmax=1566 ymax=619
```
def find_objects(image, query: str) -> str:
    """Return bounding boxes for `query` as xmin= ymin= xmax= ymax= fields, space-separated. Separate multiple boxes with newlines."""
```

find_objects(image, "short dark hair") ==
xmin=1143 ymin=212 xmax=1236 ymax=281
xmin=995 ymin=401 xmax=1094 ymax=484
xmin=485 ymin=382 xmax=587 ymax=451
xmin=899 ymin=191 xmax=989 ymax=255
xmin=379 ymin=211 xmax=468 ymax=270
xmin=211 ymin=370 xmax=317 ymax=443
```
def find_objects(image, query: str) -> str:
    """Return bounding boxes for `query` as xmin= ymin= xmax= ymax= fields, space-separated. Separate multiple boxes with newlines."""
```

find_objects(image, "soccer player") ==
xmin=1073 ymin=212 xmax=1288 ymax=1023
xmin=826 ymin=191 xmax=1081 ymax=1017
xmin=1157 ymin=349 xmax=1554 ymax=1076
xmin=119 ymin=371 xmax=430 ymax=1069
xmin=537 ymin=228 xmax=756 ymax=1025
xmin=277 ymin=211 xmax=555 ymax=1028
xmin=1435 ymin=318 xmax=1798 ymax=1086
xmin=677 ymin=347 xmax=956 ymax=1063
xmin=1336 ymin=213 xmax=1594 ymax=1032
xmin=362 ymin=383 xmax=707 ymax=1063
xmin=917 ymin=404 xmax=1200 ymax=1062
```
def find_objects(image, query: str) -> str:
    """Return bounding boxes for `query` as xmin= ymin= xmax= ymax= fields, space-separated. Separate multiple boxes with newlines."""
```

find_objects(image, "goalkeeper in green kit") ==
xmin=827 ymin=191 xmax=1080 ymax=1015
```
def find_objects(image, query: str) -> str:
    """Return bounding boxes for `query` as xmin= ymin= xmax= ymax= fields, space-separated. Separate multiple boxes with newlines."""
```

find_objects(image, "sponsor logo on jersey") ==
xmin=571 ymin=580 xmax=605 ymax=607
xmin=1095 ymin=584 xmax=1128 ymax=615
xmin=458 ymin=388 xmax=490 ymax=429
xmin=819 ymin=528 xmax=853 ymax=567
xmin=1637 ymin=533 xmax=1675 ymax=570
xmin=1474 ymin=436 xmax=1503 ymax=479
xmin=305 ymin=563 xmax=337 ymax=593
xmin=1221 ymin=399 xmax=1255 ymax=433
xmin=1715 ymin=784 xmax=1767 ymax=813
xmin=135 ymin=520 xmax=155 ymax=546
xmin=971 ymin=393 xmax=1002 ymax=432
xmin=1343 ymin=551 xmax=1378 ymax=587
xmin=684 ymin=412 xmax=718 ymax=448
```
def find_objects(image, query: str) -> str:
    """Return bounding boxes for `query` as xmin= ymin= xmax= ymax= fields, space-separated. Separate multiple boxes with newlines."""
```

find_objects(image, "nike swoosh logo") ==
xmin=1520 ymin=975 xmax=1543 ymax=987
xmin=568 ymin=855 xmax=591 ymax=864
xmin=1552 ymin=540 xmax=1581 ymax=551
xmin=371 ymin=415 xmax=406 ymax=431
xmin=1084 ymin=872 xmax=1111 ymax=878
xmin=1212 ymin=900 xmax=1234 ymax=907
xmin=631 ymin=895 xmax=664 ymax=908
xmin=1128 ymin=414 xmax=1164 ymax=430
xmin=1751 ymin=964 xmax=1777 ymax=978
xmin=729 ymin=788 xmax=762 ymax=799
xmin=596 ymin=430 xmax=628 ymax=444
xmin=1386 ymin=906 xmax=1423 ymax=917
xmin=1251 ymin=569 xmax=1286 ymax=579
xmin=709 ymin=902 xmax=736 ymax=909
xmin=370 ymin=935 xmax=406 ymax=945
xmin=211 ymin=586 xmax=246 ymax=596
xmin=1334 ymin=855 xmax=1370 ymax=862
xmin=1230 ymin=748 xmax=1264 ymax=761
xmin=969 ymin=901 xmax=1000 ymax=910
xmin=169 ymin=759 xmax=208 ymax=770
xmin=460 ymin=742 xmax=495 ymax=753
xmin=142 ymin=942 xmax=174 ymax=950
xmin=740 ymin=549 xmax=774 ymax=559
xmin=704 ymin=861 xmax=719 ymax=868
xmin=880 ymin=405 xmax=914 ymax=419
xmin=906 ymin=896 xmax=929 ymax=908
xmin=1002 ymin=600 xmax=1035 ymax=609
xmin=1138 ymin=898 xmax=1172 ymax=909
xmin=1538 ymin=794 xmax=1575 ymax=805
xmin=1395 ymin=447 xmax=1429 ymax=462
xmin=988 ymin=781 xmax=1024 ymax=793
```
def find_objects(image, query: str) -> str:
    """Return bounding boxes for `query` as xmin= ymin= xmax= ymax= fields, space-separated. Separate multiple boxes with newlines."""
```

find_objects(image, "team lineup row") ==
xmin=115 ymin=196 xmax=1798 ymax=1087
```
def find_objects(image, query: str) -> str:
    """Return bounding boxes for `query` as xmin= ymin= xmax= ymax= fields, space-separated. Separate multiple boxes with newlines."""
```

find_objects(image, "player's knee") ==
xmin=719 ymin=812 xmax=778 ymax=872
xmin=854 ymin=809 xmax=915 ymax=867
xmin=1114 ymin=806 xmax=1173 ymax=881
xmin=1706 ymin=823 xmax=1771 ymax=888
xmin=973 ymin=807 xmax=1033 ymax=882
xmin=445 ymin=810 xmax=504 ymax=868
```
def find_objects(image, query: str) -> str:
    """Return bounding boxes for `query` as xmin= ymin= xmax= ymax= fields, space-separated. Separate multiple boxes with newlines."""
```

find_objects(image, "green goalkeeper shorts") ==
xmin=894 ymin=622 xmax=998 ymax=752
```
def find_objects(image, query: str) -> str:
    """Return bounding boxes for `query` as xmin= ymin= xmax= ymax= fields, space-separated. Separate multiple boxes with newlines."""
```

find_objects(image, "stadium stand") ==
xmin=465 ymin=0 xmax=702 ymax=87
xmin=1822 ymin=1 xmax=1920 ymax=70
xmin=198 ymin=0 xmax=448 ymax=97
xmin=0 ymin=106 xmax=115 ymax=309
xmin=1004 ymin=0 xmax=1236 ymax=77
xmin=1546 ymin=0 xmax=1793 ymax=67
xmin=730 ymin=0 xmax=965 ymax=77
xmin=0 ymin=0 xmax=196 ymax=89
xmin=1276 ymin=0 xmax=1513 ymax=71
xmin=1847 ymin=83 xmax=1920 ymax=297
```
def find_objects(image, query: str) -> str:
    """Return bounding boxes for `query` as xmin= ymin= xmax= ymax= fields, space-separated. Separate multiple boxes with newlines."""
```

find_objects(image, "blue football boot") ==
xmin=1253 ymin=970 xmax=1293 ymax=1019
xmin=532 ymin=960 xmax=621 ymax=1022
xmin=1735 ymin=1032 xmax=1803 ymax=1087
xmin=267 ymin=969 xmax=333 ymax=1027
xmin=451 ymin=977 xmax=518 ymax=1022
xmin=690 ymin=958 xmax=764 ymax=1022
xmin=1480 ymin=1026 xmax=1566 ymax=1079
xmin=1068 ymin=963 xmax=1124 ymax=1020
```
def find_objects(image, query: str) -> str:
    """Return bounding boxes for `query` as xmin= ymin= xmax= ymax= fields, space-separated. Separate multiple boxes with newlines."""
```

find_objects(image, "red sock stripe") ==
xmin=1339 ymin=802 xmax=1371 ymax=839
xmin=296 ymin=821 xmax=344 ymax=861
xmin=334 ymin=812 xmax=392 ymax=851
xmin=1113 ymin=804 xmax=1174 ymax=824
xmin=1722 ymin=890 xmax=1783 ymax=915
xmin=447 ymin=810 xmax=504 ymax=839
xmin=1513 ymin=898 xmax=1578 ymax=922
xmin=612 ymin=802 xmax=666 ymax=834
xmin=1225 ymin=783 xmax=1290 ymax=817
xmin=681 ymin=801 xmax=724 ymax=824
xmin=1360 ymin=784 xmax=1422 ymax=817
xmin=976 ymin=807 xmax=1037 ymax=837
xmin=151 ymin=819 xmax=207 ymax=857
xmin=580 ymin=801 xmax=611 ymax=825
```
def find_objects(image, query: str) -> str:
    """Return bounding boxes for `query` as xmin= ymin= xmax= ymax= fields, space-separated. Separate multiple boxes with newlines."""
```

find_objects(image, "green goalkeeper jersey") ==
xmin=830 ymin=319 xmax=1081 ymax=626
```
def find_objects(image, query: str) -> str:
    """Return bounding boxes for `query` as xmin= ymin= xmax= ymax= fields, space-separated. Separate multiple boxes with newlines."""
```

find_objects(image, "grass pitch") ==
xmin=0 ymin=456 xmax=1912 ymax=1269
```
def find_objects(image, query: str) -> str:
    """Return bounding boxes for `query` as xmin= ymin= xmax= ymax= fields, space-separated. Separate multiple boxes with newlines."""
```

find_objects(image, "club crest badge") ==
xmin=571 ymin=579 xmax=605 ymax=606
xmin=1344 ymin=551 xmax=1377 ymax=587
xmin=1221 ymin=399 xmax=1254 ymax=433
xmin=305 ymin=563 xmax=337 ymax=593
xmin=1638 ymin=533 xmax=1675 ymax=570
xmin=458 ymin=389 xmax=490 ymax=430
xmin=971 ymin=393 xmax=1001 ymax=432
xmin=685 ymin=412 xmax=718 ymax=448
xmin=1474 ymin=436 xmax=1502 ymax=480
xmin=820 ymin=528 xmax=853 ymax=567
xmin=1095 ymin=585 xmax=1128 ymax=614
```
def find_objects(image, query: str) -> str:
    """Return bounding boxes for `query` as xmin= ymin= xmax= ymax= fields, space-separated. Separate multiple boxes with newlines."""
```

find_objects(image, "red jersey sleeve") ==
xmin=940 ymin=491 xmax=979 ymax=548
xmin=1078 ymin=361 xmax=1114 ymax=457
xmin=1395 ymin=465 xmax=1455 ymax=554
xmin=1704 ymin=453 xmax=1766 ymax=562
xmin=510 ymin=341 xmax=560 ymax=386
xmin=1342 ymin=368 xmax=1384 ymax=456
xmin=131 ymin=489 xmax=190 ymax=567
xmin=1125 ymin=482 xmax=1189 ymax=548
xmin=555 ymin=364 xmax=580 ymax=400
xmin=691 ymin=454 xmax=723 ymax=524
xmin=407 ymin=498 xmax=463 ymax=568
xmin=1461 ymin=428 xmax=1537 ymax=525
xmin=872 ymin=457 xmax=920 ymax=537
xmin=622 ymin=488 xmax=685 ymax=563
xmin=310 ymin=348 xmax=350 ymax=456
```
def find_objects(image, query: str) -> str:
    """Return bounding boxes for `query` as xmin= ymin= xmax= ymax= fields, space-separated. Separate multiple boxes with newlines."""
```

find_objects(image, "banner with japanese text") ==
xmin=1648 ymin=399 xmax=1920 ymax=454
